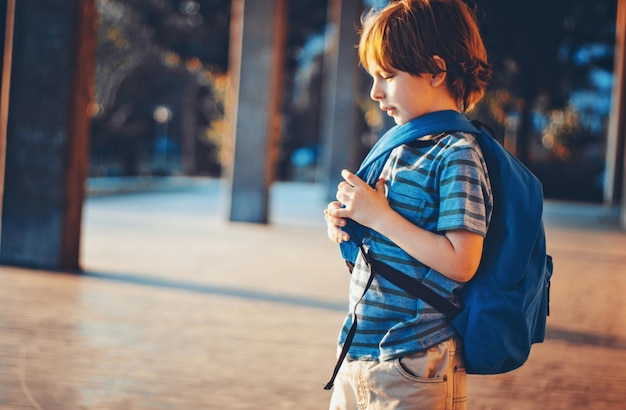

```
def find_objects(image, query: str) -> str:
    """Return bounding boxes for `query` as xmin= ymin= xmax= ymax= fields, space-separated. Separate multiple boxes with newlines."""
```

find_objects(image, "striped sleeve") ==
xmin=437 ymin=145 xmax=491 ymax=236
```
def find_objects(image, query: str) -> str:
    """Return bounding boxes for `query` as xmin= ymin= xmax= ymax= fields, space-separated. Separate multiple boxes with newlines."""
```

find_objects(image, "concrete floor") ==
xmin=1 ymin=178 xmax=625 ymax=409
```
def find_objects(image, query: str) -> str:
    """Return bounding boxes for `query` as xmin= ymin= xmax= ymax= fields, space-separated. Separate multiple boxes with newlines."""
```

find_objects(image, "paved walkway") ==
xmin=1 ymin=177 xmax=626 ymax=409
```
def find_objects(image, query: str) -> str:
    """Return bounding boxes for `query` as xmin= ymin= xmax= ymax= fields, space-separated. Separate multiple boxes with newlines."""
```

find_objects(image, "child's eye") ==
xmin=381 ymin=73 xmax=394 ymax=80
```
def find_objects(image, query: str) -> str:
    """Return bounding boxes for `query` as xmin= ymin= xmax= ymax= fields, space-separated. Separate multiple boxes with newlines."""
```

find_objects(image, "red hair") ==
xmin=359 ymin=0 xmax=491 ymax=111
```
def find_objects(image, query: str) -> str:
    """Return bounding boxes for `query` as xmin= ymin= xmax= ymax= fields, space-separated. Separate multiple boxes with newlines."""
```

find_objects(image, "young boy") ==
xmin=323 ymin=0 xmax=493 ymax=408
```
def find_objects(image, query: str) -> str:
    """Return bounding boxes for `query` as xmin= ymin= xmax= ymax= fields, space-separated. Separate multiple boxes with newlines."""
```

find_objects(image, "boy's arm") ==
xmin=370 ymin=209 xmax=483 ymax=283
xmin=333 ymin=169 xmax=483 ymax=283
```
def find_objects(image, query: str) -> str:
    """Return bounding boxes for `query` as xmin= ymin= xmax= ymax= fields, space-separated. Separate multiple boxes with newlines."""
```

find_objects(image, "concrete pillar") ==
xmin=0 ymin=0 xmax=96 ymax=269
xmin=226 ymin=0 xmax=287 ymax=223
xmin=606 ymin=0 xmax=626 ymax=229
xmin=320 ymin=0 xmax=362 ymax=202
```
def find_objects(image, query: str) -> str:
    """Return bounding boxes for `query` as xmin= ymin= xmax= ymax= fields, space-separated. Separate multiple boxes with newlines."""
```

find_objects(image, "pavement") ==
xmin=1 ymin=177 xmax=625 ymax=409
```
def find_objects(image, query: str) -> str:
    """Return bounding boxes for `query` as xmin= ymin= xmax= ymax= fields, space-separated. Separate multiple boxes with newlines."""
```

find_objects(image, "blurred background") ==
xmin=1 ymin=1 xmax=626 ymax=409
xmin=90 ymin=0 xmax=616 ymax=202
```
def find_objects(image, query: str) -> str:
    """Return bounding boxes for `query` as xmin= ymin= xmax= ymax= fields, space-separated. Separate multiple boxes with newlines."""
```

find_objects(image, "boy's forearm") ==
xmin=371 ymin=208 xmax=482 ymax=283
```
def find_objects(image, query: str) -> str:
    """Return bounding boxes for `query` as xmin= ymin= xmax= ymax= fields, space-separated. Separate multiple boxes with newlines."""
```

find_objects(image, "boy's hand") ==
xmin=324 ymin=200 xmax=349 ymax=243
xmin=333 ymin=169 xmax=389 ymax=231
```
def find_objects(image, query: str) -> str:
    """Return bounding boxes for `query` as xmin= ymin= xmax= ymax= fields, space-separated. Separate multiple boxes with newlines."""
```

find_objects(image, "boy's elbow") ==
xmin=453 ymin=258 xmax=481 ymax=283
xmin=443 ymin=230 xmax=484 ymax=283
xmin=455 ymin=267 xmax=478 ymax=283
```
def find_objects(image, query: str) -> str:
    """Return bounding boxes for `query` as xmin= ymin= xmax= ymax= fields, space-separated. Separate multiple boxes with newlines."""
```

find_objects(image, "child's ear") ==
xmin=431 ymin=55 xmax=447 ymax=87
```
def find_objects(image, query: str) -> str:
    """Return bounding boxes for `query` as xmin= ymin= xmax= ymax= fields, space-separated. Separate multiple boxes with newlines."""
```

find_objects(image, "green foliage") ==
xmin=90 ymin=0 xmax=231 ymax=176
xmin=471 ymin=0 xmax=617 ymax=201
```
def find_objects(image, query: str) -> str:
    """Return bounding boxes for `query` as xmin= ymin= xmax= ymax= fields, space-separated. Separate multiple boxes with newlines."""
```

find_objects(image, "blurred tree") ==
xmin=471 ymin=0 xmax=617 ymax=201
xmin=91 ymin=0 xmax=330 ymax=179
xmin=90 ymin=0 xmax=231 ymax=177
xmin=473 ymin=0 xmax=615 ymax=159
xmin=278 ymin=0 xmax=329 ymax=181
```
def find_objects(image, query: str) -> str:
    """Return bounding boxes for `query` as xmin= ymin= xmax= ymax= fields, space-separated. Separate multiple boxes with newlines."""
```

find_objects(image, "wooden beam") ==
xmin=0 ymin=0 xmax=15 ymax=236
xmin=61 ymin=0 xmax=97 ymax=269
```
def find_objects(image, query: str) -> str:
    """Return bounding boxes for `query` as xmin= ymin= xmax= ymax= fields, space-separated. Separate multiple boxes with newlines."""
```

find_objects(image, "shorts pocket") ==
xmin=390 ymin=356 xmax=447 ymax=410
xmin=395 ymin=351 xmax=447 ymax=382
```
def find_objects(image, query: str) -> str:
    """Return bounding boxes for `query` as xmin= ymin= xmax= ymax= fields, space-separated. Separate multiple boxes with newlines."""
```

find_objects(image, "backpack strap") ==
xmin=340 ymin=111 xmax=482 ymax=265
xmin=366 ymin=254 xmax=461 ymax=318
xmin=323 ymin=248 xmax=461 ymax=390
xmin=323 ymin=246 xmax=375 ymax=390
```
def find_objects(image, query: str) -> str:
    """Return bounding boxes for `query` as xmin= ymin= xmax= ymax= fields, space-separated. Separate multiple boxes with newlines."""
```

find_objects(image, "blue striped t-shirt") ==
xmin=338 ymin=131 xmax=493 ymax=361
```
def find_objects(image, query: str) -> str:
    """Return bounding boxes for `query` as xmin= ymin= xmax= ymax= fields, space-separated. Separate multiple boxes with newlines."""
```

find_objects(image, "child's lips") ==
xmin=381 ymin=106 xmax=396 ymax=116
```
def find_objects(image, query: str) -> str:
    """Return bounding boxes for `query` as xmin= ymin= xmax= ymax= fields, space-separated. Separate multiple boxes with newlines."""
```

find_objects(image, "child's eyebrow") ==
xmin=376 ymin=67 xmax=396 ymax=77
xmin=368 ymin=69 xmax=388 ymax=79
xmin=367 ymin=63 xmax=394 ymax=74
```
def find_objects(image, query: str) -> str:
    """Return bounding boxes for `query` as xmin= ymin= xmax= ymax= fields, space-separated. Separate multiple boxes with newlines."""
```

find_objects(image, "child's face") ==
xmin=367 ymin=60 xmax=453 ymax=125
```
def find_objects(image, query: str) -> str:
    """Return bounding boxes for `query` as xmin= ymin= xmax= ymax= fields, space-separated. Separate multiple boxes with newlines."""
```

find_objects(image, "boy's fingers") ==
xmin=327 ymin=200 xmax=343 ymax=210
xmin=375 ymin=177 xmax=385 ymax=189
xmin=324 ymin=210 xmax=344 ymax=225
xmin=324 ymin=203 xmax=349 ymax=224
xmin=329 ymin=207 xmax=349 ymax=219
xmin=340 ymin=169 xmax=365 ymax=187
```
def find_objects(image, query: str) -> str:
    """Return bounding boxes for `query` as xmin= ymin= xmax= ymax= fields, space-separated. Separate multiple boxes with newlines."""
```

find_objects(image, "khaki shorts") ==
xmin=329 ymin=337 xmax=467 ymax=410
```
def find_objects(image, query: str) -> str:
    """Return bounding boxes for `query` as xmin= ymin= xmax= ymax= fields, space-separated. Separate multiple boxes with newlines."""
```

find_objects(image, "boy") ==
xmin=323 ymin=0 xmax=493 ymax=408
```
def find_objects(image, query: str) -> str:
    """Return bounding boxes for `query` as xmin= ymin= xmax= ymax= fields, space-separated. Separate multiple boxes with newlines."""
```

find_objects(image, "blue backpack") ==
xmin=450 ymin=119 xmax=553 ymax=374
xmin=325 ymin=111 xmax=553 ymax=389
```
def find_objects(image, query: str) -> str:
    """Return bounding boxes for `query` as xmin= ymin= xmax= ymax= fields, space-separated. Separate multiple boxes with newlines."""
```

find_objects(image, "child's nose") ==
xmin=370 ymin=81 xmax=384 ymax=101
